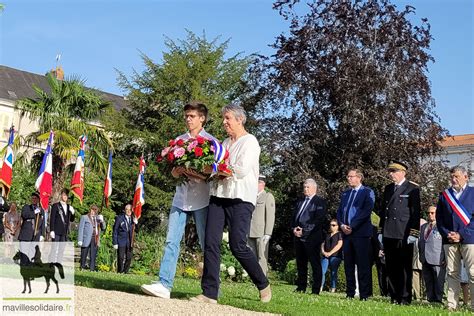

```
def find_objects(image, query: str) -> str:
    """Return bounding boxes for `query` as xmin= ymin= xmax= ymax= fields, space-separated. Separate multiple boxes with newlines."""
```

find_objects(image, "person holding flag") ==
xmin=0 ymin=126 xmax=15 ymax=198
xmin=141 ymin=102 xmax=218 ymax=299
xmin=18 ymin=192 xmax=44 ymax=264
xmin=436 ymin=166 xmax=474 ymax=311
xmin=70 ymin=135 xmax=87 ymax=204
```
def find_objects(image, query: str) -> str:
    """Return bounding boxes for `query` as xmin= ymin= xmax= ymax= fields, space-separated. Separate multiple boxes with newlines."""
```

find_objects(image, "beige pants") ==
xmin=444 ymin=243 xmax=474 ymax=310
xmin=412 ymin=269 xmax=423 ymax=300
xmin=248 ymin=237 xmax=270 ymax=276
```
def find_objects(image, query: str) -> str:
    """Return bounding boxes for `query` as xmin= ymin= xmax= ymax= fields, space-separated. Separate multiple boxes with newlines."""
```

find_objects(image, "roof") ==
xmin=440 ymin=134 xmax=474 ymax=148
xmin=0 ymin=65 xmax=128 ymax=110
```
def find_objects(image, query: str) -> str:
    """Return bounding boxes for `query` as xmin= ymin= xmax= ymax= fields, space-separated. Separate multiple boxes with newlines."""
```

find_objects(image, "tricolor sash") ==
xmin=442 ymin=188 xmax=471 ymax=226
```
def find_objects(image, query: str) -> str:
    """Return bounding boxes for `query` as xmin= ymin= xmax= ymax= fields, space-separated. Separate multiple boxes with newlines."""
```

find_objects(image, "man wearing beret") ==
xmin=378 ymin=161 xmax=421 ymax=305
xmin=248 ymin=175 xmax=276 ymax=276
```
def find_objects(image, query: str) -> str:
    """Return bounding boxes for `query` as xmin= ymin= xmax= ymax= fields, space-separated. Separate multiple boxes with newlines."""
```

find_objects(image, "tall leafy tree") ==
xmin=247 ymin=0 xmax=448 ymax=268
xmin=110 ymin=31 xmax=252 ymax=229
xmin=16 ymin=73 xmax=113 ymax=201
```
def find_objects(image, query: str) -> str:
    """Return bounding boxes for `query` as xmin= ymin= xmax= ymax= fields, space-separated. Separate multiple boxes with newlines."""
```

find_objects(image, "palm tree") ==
xmin=16 ymin=73 xmax=113 ymax=201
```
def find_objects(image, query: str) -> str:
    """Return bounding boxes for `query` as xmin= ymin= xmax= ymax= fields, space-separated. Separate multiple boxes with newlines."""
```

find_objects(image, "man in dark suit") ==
xmin=112 ymin=204 xmax=137 ymax=273
xmin=291 ymin=178 xmax=327 ymax=294
xmin=337 ymin=168 xmax=375 ymax=300
xmin=436 ymin=166 xmax=474 ymax=311
xmin=49 ymin=188 xmax=75 ymax=241
xmin=18 ymin=192 xmax=45 ymax=264
xmin=379 ymin=161 xmax=421 ymax=305
xmin=419 ymin=206 xmax=445 ymax=303
xmin=18 ymin=192 xmax=44 ymax=242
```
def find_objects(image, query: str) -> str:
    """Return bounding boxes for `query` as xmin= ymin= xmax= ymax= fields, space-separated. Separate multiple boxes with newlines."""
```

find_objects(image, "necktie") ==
xmin=344 ymin=190 xmax=356 ymax=224
xmin=424 ymin=223 xmax=433 ymax=240
xmin=347 ymin=190 xmax=358 ymax=224
xmin=394 ymin=184 xmax=399 ymax=193
xmin=296 ymin=197 xmax=310 ymax=222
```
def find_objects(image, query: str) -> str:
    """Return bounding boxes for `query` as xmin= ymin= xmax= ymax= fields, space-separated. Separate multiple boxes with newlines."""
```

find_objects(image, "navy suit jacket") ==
xmin=112 ymin=214 xmax=134 ymax=247
xmin=336 ymin=186 xmax=375 ymax=238
xmin=436 ymin=186 xmax=474 ymax=245
xmin=291 ymin=195 xmax=327 ymax=242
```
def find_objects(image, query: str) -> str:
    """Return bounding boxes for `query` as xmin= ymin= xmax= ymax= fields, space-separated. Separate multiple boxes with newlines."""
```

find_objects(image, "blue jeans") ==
xmin=321 ymin=256 xmax=342 ymax=289
xmin=158 ymin=206 xmax=207 ymax=290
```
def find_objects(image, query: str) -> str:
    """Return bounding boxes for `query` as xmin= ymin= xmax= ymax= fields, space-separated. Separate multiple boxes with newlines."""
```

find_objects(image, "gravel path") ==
xmin=75 ymin=286 xmax=277 ymax=315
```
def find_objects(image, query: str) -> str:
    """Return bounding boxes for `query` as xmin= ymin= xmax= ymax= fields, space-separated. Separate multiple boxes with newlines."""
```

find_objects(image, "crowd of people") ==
xmin=291 ymin=164 xmax=473 ymax=311
xmin=0 ymin=101 xmax=472 ymax=312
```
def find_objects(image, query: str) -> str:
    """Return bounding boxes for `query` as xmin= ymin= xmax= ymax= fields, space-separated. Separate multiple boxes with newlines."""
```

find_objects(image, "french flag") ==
xmin=0 ymin=126 xmax=15 ymax=197
xmin=132 ymin=156 xmax=146 ymax=220
xmin=103 ymin=151 xmax=112 ymax=207
xmin=70 ymin=135 xmax=87 ymax=204
xmin=35 ymin=130 xmax=54 ymax=210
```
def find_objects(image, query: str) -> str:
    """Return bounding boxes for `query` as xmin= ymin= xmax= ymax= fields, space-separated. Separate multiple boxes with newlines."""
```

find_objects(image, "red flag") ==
xmin=132 ymin=156 xmax=146 ymax=219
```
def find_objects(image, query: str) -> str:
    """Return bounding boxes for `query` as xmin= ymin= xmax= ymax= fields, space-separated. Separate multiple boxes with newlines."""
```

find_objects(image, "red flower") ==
xmin=169 ymin=139 xmax=176 ymax=146
xmin=218 ymin=163 xmax=228 ymax=172
xmin=194 ymin=147 xmax=203 ymax=157
xmin=156 ymin=155 xmax=163 ymax=162
xmin=196 ymin=136 xmax=205 ymax=145
xmin=176 ymin=139 xmax=185 ymax=147
xmin=167 ymin=152 xmax=175 ymax=161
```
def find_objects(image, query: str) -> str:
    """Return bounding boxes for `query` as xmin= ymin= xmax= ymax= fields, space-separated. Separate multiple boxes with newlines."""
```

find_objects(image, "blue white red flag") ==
xmin=0 ymin=126 xmax=15 ymax=197
xmin=35 ymin=130 xmax=54 ymax=210
xmin=132 ymin=156 xmax=146 ymax=219
xmin=103 ymin=151 xmax=112 ymax=207
xmin=70 ymin=135 xmax=87 ymax=204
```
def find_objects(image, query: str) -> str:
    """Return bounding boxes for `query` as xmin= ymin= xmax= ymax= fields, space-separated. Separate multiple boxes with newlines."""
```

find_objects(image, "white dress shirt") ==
xmin=172 ymin=129 xmax=217 ymax=211
xmin=210 ymin=134 xmax=260 ymax=206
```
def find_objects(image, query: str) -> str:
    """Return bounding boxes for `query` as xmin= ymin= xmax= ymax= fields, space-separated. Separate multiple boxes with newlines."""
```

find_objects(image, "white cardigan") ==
xmin=210 ymin=134 xmax=260 ymax=206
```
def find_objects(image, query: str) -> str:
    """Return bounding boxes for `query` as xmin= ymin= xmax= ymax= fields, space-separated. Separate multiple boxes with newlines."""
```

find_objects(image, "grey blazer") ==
xmin=419 ymin=222 xmax=444 ymax=266
xmin=249 ymin=190 xmax=276 ymax=238
xmin=78 ymin=214 xmax=106 ymax=247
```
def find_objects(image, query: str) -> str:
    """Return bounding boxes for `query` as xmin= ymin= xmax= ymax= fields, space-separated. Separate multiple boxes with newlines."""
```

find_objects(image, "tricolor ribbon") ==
xmin=210 ymin=139 xmax=226 ymax=174
xmin=442 ymin=188 xmax=471 ymax=226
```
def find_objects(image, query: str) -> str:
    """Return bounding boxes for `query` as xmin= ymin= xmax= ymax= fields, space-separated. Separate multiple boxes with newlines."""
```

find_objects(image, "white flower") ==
xmin=220 ymin=263 xmax=226 ymax=272
xmin=198 ymin=262 xmax=204 ymax=269
xmin=242 ymin=269 xmax=248 ymax=278
xmin=227 ymin=266 xmax=235 ymax=276
xmin=222 ymin=232 xmax=229 ymax=243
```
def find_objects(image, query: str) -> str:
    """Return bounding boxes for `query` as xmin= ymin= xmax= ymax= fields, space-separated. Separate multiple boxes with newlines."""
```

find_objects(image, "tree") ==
xmin=110 ymin=31 xmax=252 ymax=230
xmin=16 ymin=73 xmax=113 ymax=202
xmin=247 ymin=0 xmax=448 ymax=269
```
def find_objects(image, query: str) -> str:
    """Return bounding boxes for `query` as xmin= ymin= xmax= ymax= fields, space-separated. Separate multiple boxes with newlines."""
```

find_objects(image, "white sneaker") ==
xmin=141 ymin=282 xmax=171 ymax=299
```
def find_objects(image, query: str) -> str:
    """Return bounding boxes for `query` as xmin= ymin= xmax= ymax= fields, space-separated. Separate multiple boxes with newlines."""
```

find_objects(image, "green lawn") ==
xmin=74 ymin=270 xmax=472 ymax=315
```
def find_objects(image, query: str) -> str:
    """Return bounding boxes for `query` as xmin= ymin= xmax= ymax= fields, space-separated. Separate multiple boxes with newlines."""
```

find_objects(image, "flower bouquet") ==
xmin=157 ymin=135 xmax=232 ymax=182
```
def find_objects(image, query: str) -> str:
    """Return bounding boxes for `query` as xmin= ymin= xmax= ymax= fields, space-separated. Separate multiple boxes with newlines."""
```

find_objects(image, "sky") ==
xmin=0 ymin=0 xmax=472 ymax=135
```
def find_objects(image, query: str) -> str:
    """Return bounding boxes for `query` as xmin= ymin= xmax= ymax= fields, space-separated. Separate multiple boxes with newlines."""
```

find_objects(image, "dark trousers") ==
xmin=53 ymin=234 xmax=67 ymax=241
xmin=384 ymin=237 xmax=413 ymax=303
xmin=201 ymin=196 xmax=269 ymax=300
xmin=117 ymin=245 xmax=132 ymax=273
xmin=294 ymin=237 xmax=322 ymax=294
xmin=80 ymin=239 xmax=98 ymax=271
xmin=422 ymin=263 xmax=445 ymax=303
xmin=343 ymin=236 xmax=372 ymax=298
xmin=375 ymin=258 xmax=389 ymax=296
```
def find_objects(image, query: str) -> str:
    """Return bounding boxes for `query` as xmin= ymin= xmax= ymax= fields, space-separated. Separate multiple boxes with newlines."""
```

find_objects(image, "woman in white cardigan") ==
xmin=191 ymin=104 xmax=271 ymax=304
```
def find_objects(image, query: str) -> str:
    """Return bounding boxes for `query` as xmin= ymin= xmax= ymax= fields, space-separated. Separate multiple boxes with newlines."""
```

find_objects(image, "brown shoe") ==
xmin=189 ymin=294 xmax=217 ymax=304
xmin=260 ymin=285 xmax=272 ymax=303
